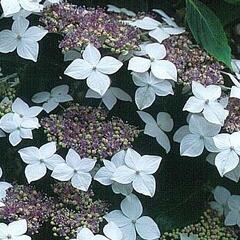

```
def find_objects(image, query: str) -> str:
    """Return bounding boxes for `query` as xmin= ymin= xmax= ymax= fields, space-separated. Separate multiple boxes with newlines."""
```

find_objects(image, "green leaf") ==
xmin=186 ymin=0 xmax=232 ymax=68
xmin=224 ymin=0 xmax=240 ymax=4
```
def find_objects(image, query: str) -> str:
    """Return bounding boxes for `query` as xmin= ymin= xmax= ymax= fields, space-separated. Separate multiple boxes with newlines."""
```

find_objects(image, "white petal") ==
xmin=137 ymin=111 xmax=157 ymax=127
xmin=85 ymin=89 xmax=102 ymax=99
xmin=103 ymin=222 xmax=123 ymax=240
xmin=151 ymin=60 xmax=177 ymax=81
xmin=64 ymin=59 xmax=92 ymax=79
xmin=128 ymin=57 xmax=151 ymax=73
xmin=97 ymin=56 xmax=123 ymax=74
xmin=111 ymin=150 xmax=126 ymax=167
xmin=125 ymin=148 xmax=142 ymax=170
xmin=45 ymin=154 xmax=65 ymax=171
xmin=144 ymin=123 xmax=159 ymax=138
xmin=136 ymin=216 xmax=160 ymax=240
xmin=191 ymin=81 xmax=207 ymax=99
xmin=19 ymin=129 xmax=33 ymax=139
xmin=173 ymin=125 xmax=190 ymax=143
xmin=132 ymin=72 xmax=150 ymax=87
xmin=51 ymin=163 xmax=74 ymax=181
xmin=180 ymin=134 xmax=204 ymax=157
xmin=153 ymin=80 xmax=174 ymax=96
xmin=78 ymin=158 xmax=96 ymax=172
xmin=228 ymin=195 xmax=240 ymax=210
xmin=25 ymin=106 xmax=42 ymax=118
xmin=23 ymin=26 xmax=48 ymax=41
xmin=225 ymin=210 xmax=239 ymax=226
xmin=132 ymin=174 xmax=156 ymax=197
xmin=213 ymin=133 xmax=231 ymax=150
xmin=71 ymin=172 xmax=92 ymax=191
xmin=104 ymin=210 xmax=131 ymax=227
xmin=135 ymin=86 xmax=156 ymax=110
xmin=1 ymin=0 xmax=21 ymax=16
xmin=12 ymin=18 xmax=29 ymax=35
xmin=0 ymin=30 xmax=17 ymax=53
xmin=25 ymin=163 xmax=47 ymax=183
xmin=19 ymin=0 xmax=43 ymax=12
xmin=43 ymin=99 xmax=59 ymax=113
xmin=213 ymin=186 xmax=231 ymax=205
xmin=183 ymin=96 xmax=205 ymax=113
xmin=215 ymin=150 xmax=239 ymax=176
xmin=102 ymin=90 xmax=117 ymax=110
xmin=94 ymin=167 xmax=113 ymax=186
xmin=18 ymin=146 xmax=40 ymax=164
xmin=145 ymin=43 xmax=166 ymax=60
xmin=83 ymin=44 xmax=101 ymax=65
xmin=39 ymin=142 xmax=56 ymax=159
xmin=66 ymin=149 xmax=81 ymax=169
xmin=32 ymin=91 xmax=50 ymax=103
xmin=230 ymin=131 xmax=240 ymax=154
xmin=9 ymin=130 xmax=22 ymax=146
xmin=112 ymin=182 xmax=133 ymax=196
xmin=133 ymin=17 xmax=159 ymax=30
xmin=111 ymin=166 xmax=136 ymax=184
xmin=87 ymin=71 xmax=111 ymax=96
xmin=17 ymin=39 xmax=39 ymax=62
xmin=138 ymin=155 xmax=162 ymax=174
xmin=120 ymin=224 xmax=136 ymax=240
xmin=77 ymin=228 xmax=95 ymax=239
xmin=121 ymin=194 xmax=143 ymax=220
xmin=156 ymin=130 xmax=171 ymax=153
xmin=230 ymin=86 xmax=240 ymax=99
xmin=8 ymin=219 xmax=27 ymax=236
xmin=111 ymin=87 xmax=132 ymax=102
xmin=12 ymin=97 xmax=29 ymax=116
xmin=156 ymin=112 xmax=173 ymax=132
xmin=149 ymin=28 xmax=170 ymax=43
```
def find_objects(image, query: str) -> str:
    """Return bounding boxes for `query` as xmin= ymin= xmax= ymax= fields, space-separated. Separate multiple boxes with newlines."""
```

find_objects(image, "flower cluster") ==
xmin=163 ymin=34 xmax=224 ymax=86
xmin=41 ymin=104 xmax=139 ymax=159
xmin=161 ymin=209 xmax=237 ymax=240
xmin=40 ymin=2 xmax=141 ymax=54
xmin=50 ymin=182 xmax=109 ymax=240
xmin=0 ymin=184 xmax=53 ymax=235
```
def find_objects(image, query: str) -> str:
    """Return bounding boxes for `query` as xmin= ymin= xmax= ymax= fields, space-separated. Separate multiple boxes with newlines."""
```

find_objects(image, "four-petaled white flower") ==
xmin=86 ymin=87 xmax=132 ymax=110
xmin=104 ymin=194 xmax=161 ymax=240
xmin=132 ymin=72 xmax=173 ymax=110
xmin=18 ymin=142 xmax=65 ymax=183
xmin=32 ymin=85 xmax=73 ymax=113
xmin=183 ymin=81 xmax=229 ymax=126
xmin=0 ymin=98 xmax=42 ymax=146
xmin=224 ymin=195 xmax=240 ymax=227
xmin=71 ymin=222 xmax=123 ymax=240
xmin=0 ymin=18 xmax=48 ymax=62
xmin=94 ymin=150 xmax=133 ymax=196
xmin=128 ymin=43 xmax=177 ymax=81
xmin=0 ymin=167 xmax=12 ymax=203
xmin=137 ymin=111 xmax=173 ymax=153
xmin=210 ymin=186 xmax=230 ymax=216
xmin=64 ymin=44 xmax=123 ymax=96
xmin=107 ymin=4 xmax=136 ymax=17
xmin=0 ymin=219 xmax=31 ymax=240
xmin=213 ymin=132 xmax=240 ymax=176
xmin=112 ymin=148 xmax=162 ymax=197
xmin=51 ymin=149 xmax=96 ymax=191
xmin=1 ymin=0 xmax=43 ymax=17
xmin=174 ymin=114 xmax=221 ymax=157
xmin=131 ymin=16 xmax=184 ymax=43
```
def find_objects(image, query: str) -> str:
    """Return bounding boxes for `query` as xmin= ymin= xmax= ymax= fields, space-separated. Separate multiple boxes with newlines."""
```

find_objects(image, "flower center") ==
xmin=6 ymin=235 xmax=12 ymax=239
xmin=230 ymin=146 xmax=235 ymax=151
xmin=136 ymin=171 xmax=140 ymax=175
xmin=40 ymin=159 xmax=44 ymax=163
xmin=205 ymin=99 xmax=209 ymax=104
xmin=16 ymin=34 xmax=22 ymax=40
xmin=92 ymin=66 xmax=97 ymax=70
xmin=74 ymin=169 xmax=78 ymax=173
xmin=132 ymin=220 xmax=137 ymax=224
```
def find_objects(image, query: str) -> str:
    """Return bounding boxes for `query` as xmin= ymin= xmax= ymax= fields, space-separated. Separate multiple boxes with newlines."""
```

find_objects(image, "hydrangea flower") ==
xmin=51 ymin=149 xmax=96 ymax=191
xmin=1 ymin=0 xmax=43 ymax=17
xmin=183 ymin=81 xmax=229 ymax=125
xmin=32 ymin=85 xmax=73 ymax=113
xmin=225 ymin=195 xmax=240 ymax=227
xmin=64 ymin=44 xmax=123 ymax=96
xmin=132 ymin=72 xmax=173 ymax=110
xmin=174 ymin=114 xmax=221 ymax=157
xmin=94 ymin=150 xmax=133 ymax=196
xmin=137 ymin=111 xmax=173 ymax=153
xmin=0 ymin=219 xmax=31 ymax=240
xmin=128 ymin=43 xmax=177 ymax=81
xmin=0 ymin=98 xmax=42 ymax=146
xmin=0 ymin=18 xmax=48 ymax=62
xmin=86 ymin=87 xmax=132 ymax=110
xmin=18 ymin=142 xmax=65 ymax=183
xmin=213 ymin=132 xmax=240 ymax=176
xmin=104 ymin=194 xmax=160 ymax=240
xmin=131 ymin=16 xmax=184 ymax=43
xmin=112 ymin=148 xmax=162 ymax=197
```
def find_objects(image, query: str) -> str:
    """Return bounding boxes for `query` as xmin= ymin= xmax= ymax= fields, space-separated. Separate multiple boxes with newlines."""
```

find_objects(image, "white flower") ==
xmin=128 ymin=43 xmax=177 ymax=81
xmin=0 ymin=219 xmax=31 ymax=240
xmin=131 ymin=16 xmax=184 ymax=43
xmin=64 ymin=44 xmax=123 ymax=96
xmin=225 ymin=195 xmax=240 ymax=227
xmin=1 ymin=0 xmax=43 ymax=17
xmin=104 ymin=194 xmax=161 ymax=240
xmin=183 ymin=81 xmax=229 ymax=125
xmin=231 ymin=59 xmax=240 ymax=74
xmin=132 ymin=72 xmax=173 ymax=110
xmin=107 ymin=4 xmax=136 ymax=17
xmin=174 ymin=114 xmax=221 ymax=157
xmin=0 ymin=18 xmax=48 ymax=62
xmin=18 ymin=142 xmax=65 ymax=183
xmin=213 ymin=132 xmax=240 ymax=176
xmin=0 ymin=167 xmax=12 ymax=202
xmin=51 ymin=149 xmax=96 ymax=191
xmin=137 ymin=111 xmax=173 ymax=153
xmin=32 ymin=85 xmax=73 ymax=113
xmin=210 ymin=186 xmax=231 ymax=216
xmin=180 ymin=234 xmax=198 ymax=240
xmin=112 ymin=148 xmax=162 ymax=197
xmin=94 ymin=150 xmax=133 ymax=196
xmin=0 ymin=129 xmax=6 ymax=138
xmin=86 ymin=87 xmax=132 ymax=110
xmin=0 ymin=98 xmax=42 ymax=146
